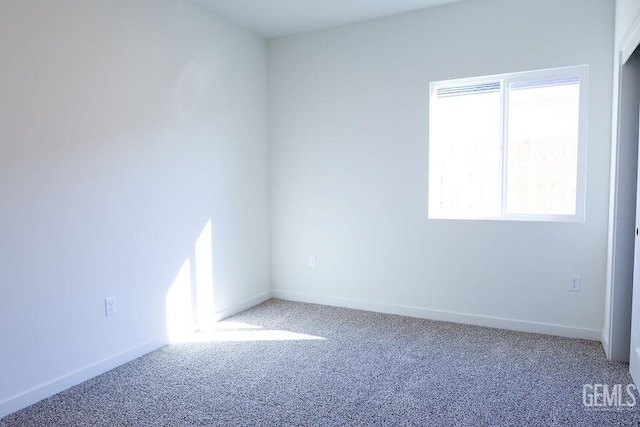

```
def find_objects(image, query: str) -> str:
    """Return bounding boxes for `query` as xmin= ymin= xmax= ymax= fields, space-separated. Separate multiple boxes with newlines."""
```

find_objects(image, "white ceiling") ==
xmin=191 ymin=0 xmax=467 ymax=39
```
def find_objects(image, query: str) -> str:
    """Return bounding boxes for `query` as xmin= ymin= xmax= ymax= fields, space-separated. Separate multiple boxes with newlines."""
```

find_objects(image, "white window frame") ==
xmin=428 ymin=65 xmax=589 ymax=222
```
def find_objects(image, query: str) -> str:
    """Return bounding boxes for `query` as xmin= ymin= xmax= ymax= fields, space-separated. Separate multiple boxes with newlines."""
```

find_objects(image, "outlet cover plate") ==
xmin=105 ymin=297 xmax=117 ymax=316
xmin=568 ymin=276 xmax=582 ymax=292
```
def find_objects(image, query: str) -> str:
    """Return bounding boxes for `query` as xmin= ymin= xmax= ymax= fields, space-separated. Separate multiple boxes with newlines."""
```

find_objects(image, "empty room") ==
xmin=2 ymin=0 xmax=640 ymax=425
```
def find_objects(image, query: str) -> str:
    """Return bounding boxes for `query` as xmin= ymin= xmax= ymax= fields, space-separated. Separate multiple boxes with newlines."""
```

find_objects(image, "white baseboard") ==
xmin=1 ymin=289 xmax=600 ymax=419
xmin=213 ymin=290 xmax=273 ymax=322
xmin=272 ymin=290 xmax=601 ymax=341
xmin=0 ymin=336 xmax=167 ymax=420
xmin=0 ymin=291 xmax=274 ymax=419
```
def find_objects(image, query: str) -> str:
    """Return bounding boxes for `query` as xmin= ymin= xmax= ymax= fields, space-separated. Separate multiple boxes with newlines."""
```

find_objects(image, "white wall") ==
xmin=615 ymin=0 xmax=640 ymax=45
xmin=0 ymin=0 xmax=270 ymax=417
xmin=269 ymin=0 xmax=614 ymax=338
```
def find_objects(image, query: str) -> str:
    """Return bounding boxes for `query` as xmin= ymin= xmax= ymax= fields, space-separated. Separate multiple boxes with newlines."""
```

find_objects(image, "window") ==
xmin=428 ymin=65 xmax=588 ymax=222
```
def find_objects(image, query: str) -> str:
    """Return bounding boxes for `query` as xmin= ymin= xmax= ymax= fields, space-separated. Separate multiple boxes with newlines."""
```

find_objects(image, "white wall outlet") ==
xmin=309 ymin=256 xmax=316 ymax=268
xmin=105 ymin=297 xmax=117 ymax=316
xmin=568 ymin=276 xmax=582 ymax=292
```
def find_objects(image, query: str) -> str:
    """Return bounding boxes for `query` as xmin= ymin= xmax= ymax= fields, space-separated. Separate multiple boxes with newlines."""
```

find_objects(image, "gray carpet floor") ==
xmin=2 ymin=299 xmax=639 ymax=426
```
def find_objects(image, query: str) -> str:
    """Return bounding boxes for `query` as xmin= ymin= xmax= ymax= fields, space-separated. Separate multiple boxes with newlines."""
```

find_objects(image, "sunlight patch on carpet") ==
xmin=169 ymin=321 xmax=326 ymax=343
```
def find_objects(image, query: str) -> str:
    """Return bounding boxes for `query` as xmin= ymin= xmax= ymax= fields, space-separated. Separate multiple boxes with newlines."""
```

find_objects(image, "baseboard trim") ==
xmin=213 ymin=290 xmax=273 ymax=322
xmin=272 ymin=290 xmax=601 ymax=341
xmin=0 ymin=336 xmax=167 ymax=419
xmin=1 ymin=291 xmax=274 ymax=419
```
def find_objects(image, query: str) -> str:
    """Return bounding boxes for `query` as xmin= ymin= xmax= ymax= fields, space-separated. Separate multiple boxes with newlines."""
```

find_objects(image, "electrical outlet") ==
xmin=309 ymin=256 xmax=316 ymax=268
xmin=568 ymin=276 xmax=582 ymax=292
xmin=105 ymin=297 xmax=117 ymax=316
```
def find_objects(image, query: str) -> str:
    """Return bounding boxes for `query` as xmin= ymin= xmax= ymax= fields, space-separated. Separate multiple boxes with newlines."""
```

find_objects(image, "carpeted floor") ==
xmin=2 ymin=299 xmax=639 ymax=426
